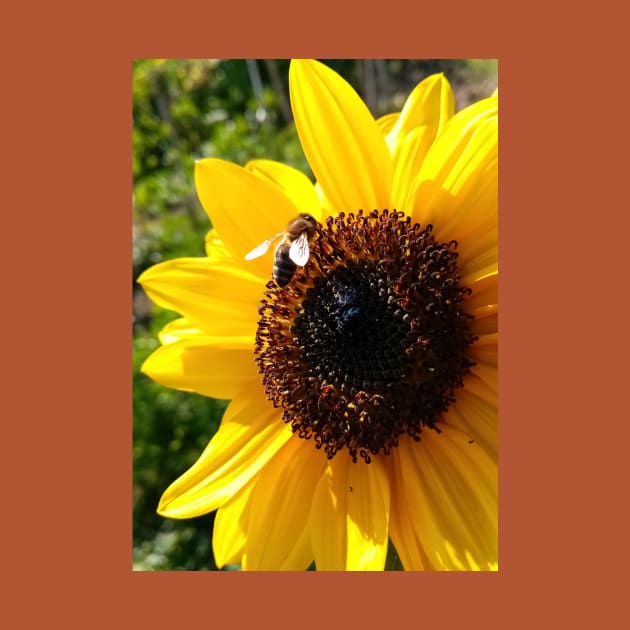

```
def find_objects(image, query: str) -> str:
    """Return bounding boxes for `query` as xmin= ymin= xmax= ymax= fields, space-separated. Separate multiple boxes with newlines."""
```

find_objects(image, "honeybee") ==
xmin=245 ymin=213 xmax=318 ymax=287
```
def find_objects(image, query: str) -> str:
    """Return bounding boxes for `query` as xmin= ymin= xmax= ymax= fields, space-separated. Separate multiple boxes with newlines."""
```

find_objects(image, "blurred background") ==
xmin=132 ymin=58 xmax=498 ymax=570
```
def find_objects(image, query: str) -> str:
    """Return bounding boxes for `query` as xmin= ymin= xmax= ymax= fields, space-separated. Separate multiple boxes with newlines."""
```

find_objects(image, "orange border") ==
xmin=9 ymin=0 xmax=615 ymax=627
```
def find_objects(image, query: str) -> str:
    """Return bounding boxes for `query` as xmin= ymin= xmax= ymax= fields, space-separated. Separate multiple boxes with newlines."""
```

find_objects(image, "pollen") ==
xmin=254 ymin=210 xmax=476 ymax=463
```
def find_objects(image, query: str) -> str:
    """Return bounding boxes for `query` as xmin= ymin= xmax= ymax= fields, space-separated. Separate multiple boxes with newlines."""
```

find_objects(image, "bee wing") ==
xmin=289 ymin=232 xmax=310 ymax=266
xmin=244 ymin=232 xmax=283 ymax=260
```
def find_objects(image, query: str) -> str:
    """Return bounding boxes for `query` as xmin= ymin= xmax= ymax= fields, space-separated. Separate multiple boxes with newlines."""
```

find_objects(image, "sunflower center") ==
xmin=254 ymin=210 xmax=476 ymax=463
xmin=296 ymin=264 xmax=410 ymax=389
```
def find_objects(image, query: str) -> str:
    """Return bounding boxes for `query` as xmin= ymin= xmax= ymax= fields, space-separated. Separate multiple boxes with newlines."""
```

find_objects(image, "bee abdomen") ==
xmin=273 ymin=251 xmax=297 ymax=287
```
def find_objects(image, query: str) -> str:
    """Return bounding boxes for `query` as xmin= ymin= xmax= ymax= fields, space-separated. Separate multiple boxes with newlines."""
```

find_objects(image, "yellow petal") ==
xmin=213 ymin=480 xmax=255 ymax=568
xmin=457 ymin=220 xmax=498 ymax=274
xmin=466 ymin=270 xmax=498 ymax=311
xmin=386 ymin=73 xmax=454 ymax=153
xmin=462 ymin=369 xmax=498 ymax=406
xmin=313 ymin=181 xmax=333 ymax=216
xmin=204 ymin=229 xmax=233 ymax=261
xmin=195 ymin=158 xmax=301 ymax=279
xmin=345 ymin=456 xmax=390 ymax=570
xmin=445 ymin=387 xmax=498 ymax=463
xmin=391 ymin=125 xmax=436 ymax=211
xmin=460 ymin=245 xmax=498 ymax=287
xmin=469 ymin=362 xmax=498 ymax=396
xmin=243 ymin=436 xmax=327 ymax=571
xmin=470 ymin=303 xmax=498 ymax=336
xmin=469 ymin=332 xmax=498 ymax=367
xmin=387 ymin=453 xmax=427 ymax=570
xmin=310 ymin=455 xmax=349 ymax=571
xmin=289 ymin=59 xmax=392 ymax=212
xmin=141 ymin=335 xmax=258 ymax=400
xmin=408 ymin=97 xmax=498 ymax=262
xmin=467 ymin=269 xmax=499 ymax=344
xmin=157 ymin=317 xmax=200 ymax=345
xmin=158 ymin=392 xmax=293 ymax=518
xmin=138 ymin=257 xmax=261 ymax=337
xmin=376 ymin=112 xmax=399 ymax=136
xmin=389 ymin=74 xmax=455 ymax=210
xmin=398 ymin=428 xmax=498 ymax=570
xmin=245 ymin=159 xmax=322 ymax=221
xmin=310 ymin=455 xmax=390 ymax=571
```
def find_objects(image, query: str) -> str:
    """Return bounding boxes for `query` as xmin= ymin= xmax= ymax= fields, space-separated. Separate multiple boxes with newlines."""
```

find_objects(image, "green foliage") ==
xmin=385 ymin=541 xmax=405 ymax=571
xmin=133 ymin=319 xmax=229 ymax=570
xmin=132 ymin=59 xmax=498 ymax=571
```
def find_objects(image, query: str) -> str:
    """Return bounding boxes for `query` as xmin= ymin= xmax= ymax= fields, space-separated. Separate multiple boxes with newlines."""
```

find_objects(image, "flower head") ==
xmin=139 ymin=59 xmax=498 ymax=571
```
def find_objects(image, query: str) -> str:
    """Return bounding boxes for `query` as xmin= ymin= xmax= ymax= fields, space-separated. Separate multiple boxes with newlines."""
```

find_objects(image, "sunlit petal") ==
xmin=138 ymin=257 xmax=261 ymax=337
xmin=345 ymin=457 xmax=390 ymax=570
xmin=310 ymin=456 xmax=349 ymax=571
xmin=158 ymin=392 xmax=292 ymax=518
xmin=398 ymin=429 xmax=498 ymax=570
xmin=204 ymin=229 xmax=233 ymax=261
xmin=376 ymin=112 xmax=399 ymax=136
xmin=141 ymin=334 xmax=258 ymax=399
xmin=213 ymin=480 xmax=255 ymax=568
xmin=461 ymin=247 xmax=498 ymax=288
xmin=245 ymin=159 xmax=322 ymax=221
xmin=445 ymin=387 xmax=498 ymax=463
xmin=408 ymin=97 xmax=498 ymax=265
xmin=243 ymin=437 xmax=327 ymax=570
xmin=290 ymin=59 xmax=392 ymax=212
xmin=195 ymin=158 xmax=301 ymax=278
xmin=309 ymin=455 xmax=390 ymax=571
xmin=391 ymin=125 xmax=435 ymax=210
xmin=386 ymin=72 xmax=454 ymax=152
xmin=387 ymin=453 xmax=427 ymax=570
xmin=156 ymin=317 xmax=200 ymax=345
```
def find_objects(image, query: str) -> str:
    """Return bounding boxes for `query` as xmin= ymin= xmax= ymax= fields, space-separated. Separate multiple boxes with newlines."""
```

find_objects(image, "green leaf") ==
xmin=385 ymin=539 xmax=404 ymax=571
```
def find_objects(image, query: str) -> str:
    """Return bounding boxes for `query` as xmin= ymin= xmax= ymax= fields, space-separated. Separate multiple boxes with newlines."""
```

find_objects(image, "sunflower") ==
xmin=138 ymin=59 xmax=498 ymax=571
